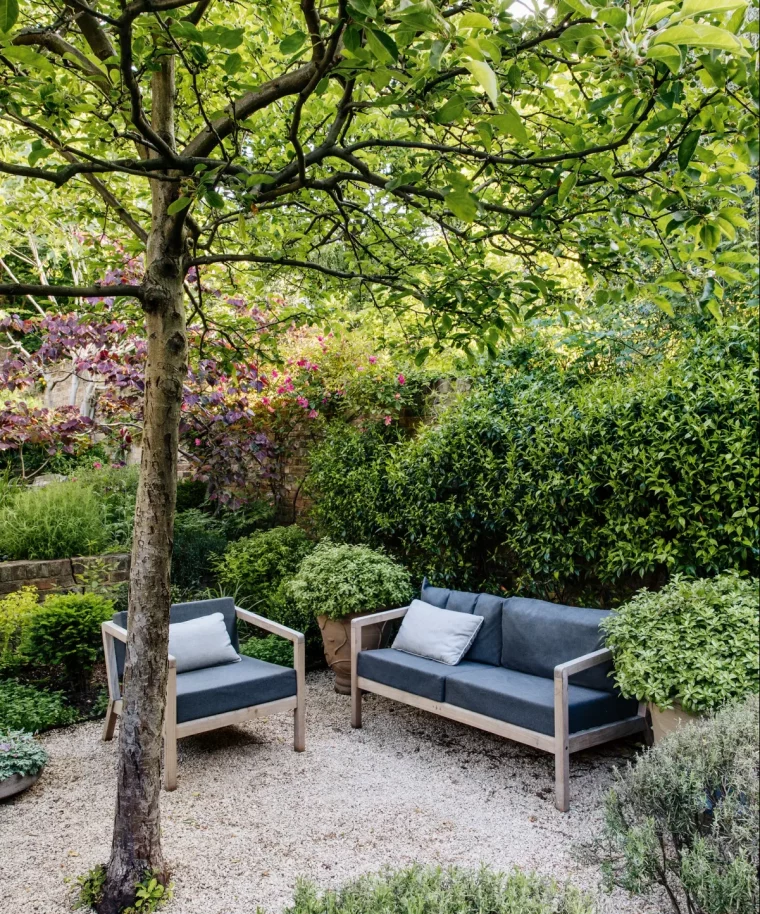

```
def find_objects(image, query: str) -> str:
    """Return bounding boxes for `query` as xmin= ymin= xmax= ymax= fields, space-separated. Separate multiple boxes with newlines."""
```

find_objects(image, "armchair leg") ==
xmin=351 ymin=680 xmax=362 ymax=729
xmin=554 ymin=743 xmax=569 ymax=812
xmin=294 ymin=704 xmax=305 ymax=752
xmin=102 ymin=700 xmax=117 ymax=741
xmin=350 ymin=621 xmax=362 ymax=729
xmin=163 ymin=664 xmax=178 ymax=791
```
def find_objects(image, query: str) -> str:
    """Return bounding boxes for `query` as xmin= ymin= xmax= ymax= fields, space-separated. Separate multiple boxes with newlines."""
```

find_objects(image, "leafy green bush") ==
xmin=239 ymin=633 xmax=293 ymax=667
xmin=0 ymin=586 xmax=39 ymax=673
xmin=80 ymin=464 xmax=139 ymax=549
xmin=171 ymin=509 xmax=227 ymax=589
xmin=215 ymin=499 xmax=275 ymax=541
xmin=0 ymin=730 xmax=48 ymax=779
xmin=20 ymin=593 xmax=113 ymax=687
xmin=601 ymin=573 xmax=759 ymax=713
xmin=599 ymin=697 xmax=759 ymax=914
xmin=0 ymin=480 xmax=110 ymax=560
xmin=175 ymin=478 xmax=208 ymax=512
xmin=308 ymin=322 xmax=759 ymax=601
xmin=281 ymin=866 xmax=594 ymax=914
xmin=0 ymin=679 xmax=79 ymax=732
xmin=214 ymin=526 xmax=316 ymax=633
xmin=287 ymin=541 xmax=413 ymax=621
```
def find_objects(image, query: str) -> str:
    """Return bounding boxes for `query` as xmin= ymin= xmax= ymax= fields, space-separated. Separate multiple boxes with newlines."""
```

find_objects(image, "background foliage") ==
xmin=308 ymin=320 xmax=759 ymax=603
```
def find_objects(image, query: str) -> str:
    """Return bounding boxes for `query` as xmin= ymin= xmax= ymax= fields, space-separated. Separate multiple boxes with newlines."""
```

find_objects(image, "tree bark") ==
xmin=98 ymin=55 xmax=187 ymax=914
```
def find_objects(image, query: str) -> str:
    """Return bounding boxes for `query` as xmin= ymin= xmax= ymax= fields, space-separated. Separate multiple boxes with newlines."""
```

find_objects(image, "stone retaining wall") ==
xmin=0 ymin=553 xmax=130 ymax=596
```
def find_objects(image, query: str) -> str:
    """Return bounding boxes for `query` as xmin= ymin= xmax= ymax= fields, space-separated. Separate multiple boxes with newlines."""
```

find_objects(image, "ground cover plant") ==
xmin=601 ymin=573 xmax=760 ymax=713
xmin=598 ymin=697 xmax=759 ymax=914
xmin=0 ymin=730 xmax=48 ymax=780
xmin=278 ymin=866 xmax=595 ymax=914
xmin=0 ymin=679 xmax=79 ymax=732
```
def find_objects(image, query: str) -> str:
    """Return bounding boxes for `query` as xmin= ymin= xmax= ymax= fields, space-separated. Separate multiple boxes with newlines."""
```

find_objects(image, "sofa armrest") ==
xmin=553 ymin=647 xmax=612 ymax=680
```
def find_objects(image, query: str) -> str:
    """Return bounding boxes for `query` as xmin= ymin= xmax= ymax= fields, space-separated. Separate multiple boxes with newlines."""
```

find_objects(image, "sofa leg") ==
xmin=102 ymin=701 xmax=118 ymax=741
xmin=351 ymin=684 xmax=362 ymax=729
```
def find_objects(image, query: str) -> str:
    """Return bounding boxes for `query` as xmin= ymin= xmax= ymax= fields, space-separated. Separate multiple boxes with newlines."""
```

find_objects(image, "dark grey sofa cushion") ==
xmin=446 ymin=590 xmax=479 ymax=614
xmin=357 ymin=648 xmax=483 ymax=703
xmin=420 ymin=577 xmax=450 ymax=608
xmin=465 ymin=593 xmax=503 ymax=666
xmin=175 ymin=655 xmax=296 ymax=724
xmin=501 ymin=598 xmax=614 ymax=692
xmin=445 ymin=665 xmax=639 ymax=736
xmin=113 ymin=597 xmax=239 ymax=676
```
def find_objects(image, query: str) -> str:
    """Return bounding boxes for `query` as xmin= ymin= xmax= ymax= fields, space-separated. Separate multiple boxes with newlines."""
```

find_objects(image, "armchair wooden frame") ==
xmin=350 ymin=606 xmax=651 ymax=812
xmin=102 ymin=606 xmax=306 ymax=791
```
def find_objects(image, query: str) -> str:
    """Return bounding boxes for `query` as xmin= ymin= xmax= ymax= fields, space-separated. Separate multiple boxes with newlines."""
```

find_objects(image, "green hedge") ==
xmin=308 ymin=323 xmax=758 ymax=603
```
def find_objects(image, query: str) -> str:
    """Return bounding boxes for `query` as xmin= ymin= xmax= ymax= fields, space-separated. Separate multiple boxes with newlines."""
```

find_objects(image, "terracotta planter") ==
xmin=650 ymin=703 xmax=701 ymax=743
xmin=0 ymin=770 xmax=41 ymax=800
xmin=317 ymin=612 xmax=389 ymax=694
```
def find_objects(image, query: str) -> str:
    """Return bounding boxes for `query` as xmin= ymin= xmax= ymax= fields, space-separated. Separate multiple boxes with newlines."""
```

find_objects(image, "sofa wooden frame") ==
xmin=102 ymin=606 xmax=306 ymax=791
xmin=350 ymin=606 xmax=651 ymax=812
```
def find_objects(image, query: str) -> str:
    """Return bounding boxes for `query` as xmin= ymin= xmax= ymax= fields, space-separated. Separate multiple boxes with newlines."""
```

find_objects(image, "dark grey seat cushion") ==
xmin=419 ymin=579 xmax=503 ymax=666
xmin=113 ymin=597 xmax=239 ymax=676
xmin=175 ymin=655 xmax=296 ymax=724
xmin=445 ymin=665 xmax=639 ymax=736
xmin=357 ymin=648 xmax=483 ymax=703
xmin=501 ymin=597 xmax=614 ymax=692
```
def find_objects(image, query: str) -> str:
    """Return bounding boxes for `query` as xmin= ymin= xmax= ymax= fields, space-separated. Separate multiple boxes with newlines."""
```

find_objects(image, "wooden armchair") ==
xmin=102 ymin=597 xmax=305 ymax=790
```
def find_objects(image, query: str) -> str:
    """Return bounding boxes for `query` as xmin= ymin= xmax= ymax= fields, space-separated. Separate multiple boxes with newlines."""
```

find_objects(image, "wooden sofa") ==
xmin=102 ymin=597 xmax=305 ymax=790
xmin=351 ymin=580 xmax=651 ymax=811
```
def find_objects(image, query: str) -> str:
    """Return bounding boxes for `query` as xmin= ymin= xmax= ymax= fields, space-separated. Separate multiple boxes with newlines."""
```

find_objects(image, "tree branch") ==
xmin=0 ymin=283 xmax=144 ymax=301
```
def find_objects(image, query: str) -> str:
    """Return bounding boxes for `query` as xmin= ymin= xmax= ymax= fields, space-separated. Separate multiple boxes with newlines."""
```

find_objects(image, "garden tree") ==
xmin=0 ymin=0 xmax=756 ymax=908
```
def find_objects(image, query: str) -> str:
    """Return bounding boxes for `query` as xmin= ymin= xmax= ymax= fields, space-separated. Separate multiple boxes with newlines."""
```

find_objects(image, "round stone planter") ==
xmin=650 ymin=703 xmax=701 ymax=743
xmin=0 ymin=770 xmax=42 ymax=800
xmin=317 ymin=612 xmax=389 ymax=694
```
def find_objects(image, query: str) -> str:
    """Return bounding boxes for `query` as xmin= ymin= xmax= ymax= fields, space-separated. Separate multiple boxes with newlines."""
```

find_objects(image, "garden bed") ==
xmin=0 ymin=672 xmax=654 ymax=914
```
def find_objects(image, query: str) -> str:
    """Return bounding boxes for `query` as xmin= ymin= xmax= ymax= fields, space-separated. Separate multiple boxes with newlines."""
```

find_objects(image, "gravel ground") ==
xmin=1 ymin=672 xmax=654 ymax=914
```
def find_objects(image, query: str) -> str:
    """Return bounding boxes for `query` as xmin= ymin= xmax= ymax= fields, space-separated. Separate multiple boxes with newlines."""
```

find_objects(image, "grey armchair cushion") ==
xmin=175 ymin=655 xmax=296 ymax=724
xmin=392 ymin=600 xmax=483 ymax=665
xmin=113 ymin=597 xmax=239 ymax=676
xmin=168 ymin=612 xmax=240 ymax=673
xmin=444 ymin=665 xmax=639 ymax=736
xmin=420 ymin=577 xmax=450 ymax=608
xmin=357 ymin=648 xmax=483 ymax=703
xmin=501 ymin=598 xmax=615 ymax=692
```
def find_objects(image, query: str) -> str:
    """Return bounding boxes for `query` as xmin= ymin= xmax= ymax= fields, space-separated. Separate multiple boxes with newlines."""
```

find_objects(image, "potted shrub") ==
xmin=601 ymin=572 xmax=759 ymax=741
xmin=0 ymin=730 xmax=48 ymax=799
xmin=287 ymin=542 xmax=413 ymax=693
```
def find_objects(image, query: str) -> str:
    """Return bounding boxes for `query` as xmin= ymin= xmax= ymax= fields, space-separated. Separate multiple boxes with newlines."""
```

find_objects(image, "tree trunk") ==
xmin=98 ymin=56 xmax=187 ymax=914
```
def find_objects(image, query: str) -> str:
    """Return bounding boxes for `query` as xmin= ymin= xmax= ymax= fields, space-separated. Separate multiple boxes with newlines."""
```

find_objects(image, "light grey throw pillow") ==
xmin=168 ymin=612 xmax=240 ymax=673
xmin=392 ymin=599 xmax=483 ymax=665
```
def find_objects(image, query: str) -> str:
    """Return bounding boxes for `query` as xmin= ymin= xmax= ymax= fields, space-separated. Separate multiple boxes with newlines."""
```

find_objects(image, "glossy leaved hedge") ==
xmin=308 ymin=323 xmax=758 ymax=604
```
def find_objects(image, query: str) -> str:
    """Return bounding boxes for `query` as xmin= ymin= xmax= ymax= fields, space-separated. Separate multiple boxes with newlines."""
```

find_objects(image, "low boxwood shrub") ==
xmin=0 ymin=679 xmax=79 ymax=732
xmin=214 ymin=526 xmax=316 ymax=634
xmin=0 ymin=586 xmax=39 ymax=673
xmin=20 ymin=593 xmax=114 ymax=688
xmin=598 ymin=696 xmax=759 ymax=914
xmin=0 ymin=480 xmax=110 ymax=561
xmin=239 ymin=633 xmax=293 ymax=667
xmin=287 ymin=541 xmax=413 ymax=621
xmin=171 ymin=509 xmax=227 ymax=590
xmin=601 ymin=573 xmax=759 ymax=713
xmin=0 ymin=730 xmax=48 ymax=780
xmin=281 ymin=866 xmax=595 ymax=914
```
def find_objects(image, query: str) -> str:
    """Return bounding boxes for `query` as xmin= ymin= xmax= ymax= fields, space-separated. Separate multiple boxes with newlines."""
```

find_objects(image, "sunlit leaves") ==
xmin=652 ymin=21 xmax=745 ymax=52
xmin=465 ymin=59 xmax=498 ymax=105
xmin=0 ymin=0 xmax=18 ymax=32
xmin=678 ymin=130 xmax=701 ymax=170
xmin=490 ymin=105 xmax=528 ymax=144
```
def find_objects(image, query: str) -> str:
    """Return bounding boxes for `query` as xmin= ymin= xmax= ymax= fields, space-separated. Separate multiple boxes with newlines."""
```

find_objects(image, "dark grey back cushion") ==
xmin=113 ymin=597 xmax=238 ymax=677
xmin=501 ymin=597 xmax=614 ymax=692
xmin=420 ymin=579 xmax=502 ymax=666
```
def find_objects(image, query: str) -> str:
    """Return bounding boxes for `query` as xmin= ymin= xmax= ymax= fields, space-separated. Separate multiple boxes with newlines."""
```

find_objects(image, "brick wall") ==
xmin=0 ymin=553 xmax=130 ymax=597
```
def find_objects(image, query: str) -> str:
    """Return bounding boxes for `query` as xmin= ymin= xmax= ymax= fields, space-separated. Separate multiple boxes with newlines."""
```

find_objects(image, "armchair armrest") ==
xmin=102 ymin=620 xmax=127 ymax=642
xmin=554 ymin=647 xmax=612 ymax=680
xmin=350 ymin=605 xmax=410 ymax=631
xmin=235 ymin=606 xmax=305 ymax=644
